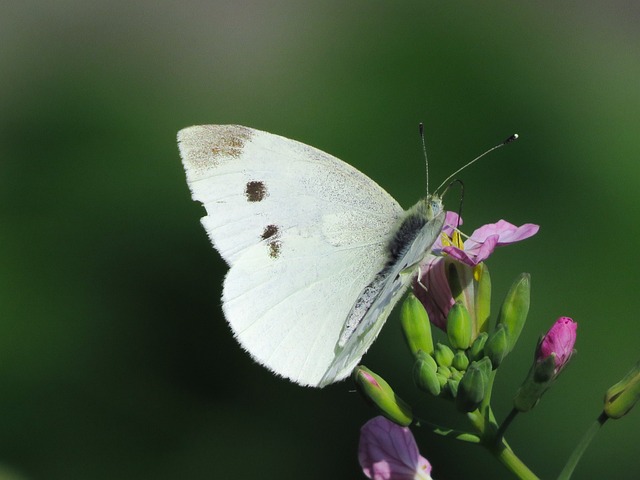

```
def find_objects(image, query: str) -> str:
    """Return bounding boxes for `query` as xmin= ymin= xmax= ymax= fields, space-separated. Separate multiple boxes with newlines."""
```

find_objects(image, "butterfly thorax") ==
xmin=387 ymin=195 xmax=443 ymax=266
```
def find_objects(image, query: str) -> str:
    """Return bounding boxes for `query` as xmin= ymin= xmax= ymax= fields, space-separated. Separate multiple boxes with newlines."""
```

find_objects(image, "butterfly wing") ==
xmin=178 ymin=125 xmax=405 ymax=386
xmin=319 ymin=210 xmax=445 ymax=386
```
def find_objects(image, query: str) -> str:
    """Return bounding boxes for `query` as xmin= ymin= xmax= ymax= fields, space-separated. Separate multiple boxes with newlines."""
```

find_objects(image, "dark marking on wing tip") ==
xmin=261 ymin=224 xmax=281 ymax=258
xmin=210 ymin=125 xmax=252 ymax=160
xmin=246 ymin=181 xmax=267 ymax=202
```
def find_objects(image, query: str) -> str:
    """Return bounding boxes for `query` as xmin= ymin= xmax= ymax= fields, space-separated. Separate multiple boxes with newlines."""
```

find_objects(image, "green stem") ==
xmin=556 ymin=412 xmax=608 ymax=480
xmin=492 ymin=440 xmax=540 ymax=480
xmin=414 ymin=416 xmax=481 ymax=443
xmin=467 ymin=405 xmax=538 ymax=479
xmin=495 ymin=407 xmax=519 ymax=445
xmin=432 ymin=427 xmax=481 ymax=443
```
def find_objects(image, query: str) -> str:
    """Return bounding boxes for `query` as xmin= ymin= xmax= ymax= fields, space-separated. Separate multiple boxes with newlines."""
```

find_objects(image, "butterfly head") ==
xmin=425 ymin=194 xmax=444 ymax=221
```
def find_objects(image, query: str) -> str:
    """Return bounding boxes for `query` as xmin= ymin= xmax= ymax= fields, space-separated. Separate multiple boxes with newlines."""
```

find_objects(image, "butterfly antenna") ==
xmin=434 ymin=133 xmax=519 ymax=194
xmin=441 ymin=179 xmax=464 ymax=231
xmin=419 ymin=123 xmax=430 ymax=195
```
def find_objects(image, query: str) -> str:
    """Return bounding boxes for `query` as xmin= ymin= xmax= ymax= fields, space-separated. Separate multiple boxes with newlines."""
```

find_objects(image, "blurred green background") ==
xmin=2 ymin=1 xmax=640 ymax=479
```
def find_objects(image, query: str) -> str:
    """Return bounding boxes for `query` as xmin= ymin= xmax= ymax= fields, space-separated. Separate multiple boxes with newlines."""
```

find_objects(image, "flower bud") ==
xmin=452 ymin=351 xmax=470 ymax=371
xmin=414 ymin=351 xmax=441 ymax=396
xmin=447 ymin=302 xmax=473 ymax=350
xmin=513 ymin=317 xmax=577 ymax=412
xmin=485 ymin=323 xmax=509 ymax=368
xmin=436 ymin=373 xmax=448 ymax=389
xmin=354 ymin=366 xmax=413 ymax=426
xmin=467 ymin=332 xmax=488 ymax=362
xmin=496 ymin=273 xmax=530 ymax=353
xmin=401 ymin=293 xmax=434 ymax=357
xmin=450 ymin=367 xmax=463 ymax=381
xmin=446 ymin=378 xmax=459 ymax=398
xmin=434 ymin=343 xmax=455 ymax=367
xmin=604 ymin=360 xmax=640 ymax=420
xmin=538 ymin=316 xmax=576 ymax=374
xmin=456 ymin=362 xmax=486 ymax=412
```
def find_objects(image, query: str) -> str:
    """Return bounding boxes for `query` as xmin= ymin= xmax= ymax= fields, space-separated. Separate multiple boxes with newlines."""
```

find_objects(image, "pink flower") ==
xmin=442 ymin=219 xmax=539 ymax=267
xmin=538 ymin=316 xmax=577 ymax=373
xmin=415 ymin=214 xmax=539 ymax=332
xmin=359 ymin=416 xmax=433 ymax=480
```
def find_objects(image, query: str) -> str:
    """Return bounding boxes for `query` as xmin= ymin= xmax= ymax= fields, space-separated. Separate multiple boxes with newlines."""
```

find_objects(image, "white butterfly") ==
xmin=178 ymin=125 xmax=446 ymax=387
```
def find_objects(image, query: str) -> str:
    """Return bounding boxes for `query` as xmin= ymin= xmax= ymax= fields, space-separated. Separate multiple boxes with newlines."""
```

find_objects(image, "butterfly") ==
xmin=177 ymin=125 xmax=447 ymax=387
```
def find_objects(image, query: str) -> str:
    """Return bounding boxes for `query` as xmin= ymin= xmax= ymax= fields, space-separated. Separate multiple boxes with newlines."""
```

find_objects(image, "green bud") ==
xmin=437 ymin=365 xmax=452 ymax=380
xmin=452 ymin=351 xmax=470 ymax=371
xmin=604 ymin=360 xmax=640 ymax=419
xmin=477 ymin=356 xmax=493 ymax=377
xmin=414 ymin=351 xmax=441 ymax=396
xmin=496 ymin=273 xmax=531 ymax=353
xmin=434 ymin=343 xmax=455 ymax=367
xmin=353 ymin=366 xmax=412 ymax=426
xmin=450 ymin=366 xmax=464 ymax=381
xmin=474 ymin=263 xmax=492 ymax=335
xmin=401 ymin=293 xmax=434 ymax=356
xmin=485 ymin=324 xmax=509 ymax=368
xmin=436 ymin=373 xmax=448 ymax=389
xmin=468 ymin=332 xmax=488 ymax=362
xmin=447 ymin=378 xmax=460 ymax=398
xmin=456 ymin=363 xmax=486 ymax=412
xmin=447 ymin=302 xmax=473 ymax=350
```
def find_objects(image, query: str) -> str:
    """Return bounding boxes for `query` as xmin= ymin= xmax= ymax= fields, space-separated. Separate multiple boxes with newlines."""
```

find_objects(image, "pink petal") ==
xmin=468 ymin=220 xmax=539 ymax=246
xmin=415 ymin=256 xmax=452 ymax=331
xmin=539 ymin=317 xmax=577 ymax=370
xmin=444 ymin=234 xmax=499 ymax=266
xmin=359 ymin=417 xmax=432 ymax=480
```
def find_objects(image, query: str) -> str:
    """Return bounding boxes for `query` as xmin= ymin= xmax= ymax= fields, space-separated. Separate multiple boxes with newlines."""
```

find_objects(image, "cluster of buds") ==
xmin=409 ymin=215 xmax=538 ymax=413
xmin=407 ymin=268 xmax=532 ymax=413
xmin=355 ymin=214 xmax=547 ymax=418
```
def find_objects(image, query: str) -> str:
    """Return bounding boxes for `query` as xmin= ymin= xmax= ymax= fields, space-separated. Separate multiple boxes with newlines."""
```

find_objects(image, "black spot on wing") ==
xmin=261 ymin=224 xmax=281 ymax=258
xmin=261 ymin=224 xmax=279 ymax=240
xmin=245 ymin=181 xmax=267 ymax=202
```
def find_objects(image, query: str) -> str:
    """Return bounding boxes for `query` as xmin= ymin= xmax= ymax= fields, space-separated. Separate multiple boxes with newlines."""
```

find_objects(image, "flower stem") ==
xmin=492 ymin=440 xmax=540 ymax=480
xmin=495 ymin=407 xmax=519 ymax=445
xmin=556 ymin=412 xmax=608 ymax=480
xmin=414 ymin=416 xmax=481 ymax=443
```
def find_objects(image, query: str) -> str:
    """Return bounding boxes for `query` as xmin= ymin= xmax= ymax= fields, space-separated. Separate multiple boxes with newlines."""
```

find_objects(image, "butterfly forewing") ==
xmin=178 ymin=125 xmax=405 ymax=386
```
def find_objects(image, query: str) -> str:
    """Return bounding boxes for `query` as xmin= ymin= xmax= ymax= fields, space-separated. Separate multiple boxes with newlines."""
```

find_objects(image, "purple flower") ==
xmin=538 ymin=316 xmax=577 ymax=373
xmin=442 ymin=219 xmax=539 ymax=267
xmin=415 ymin=214 xmax=539 ymax=332
xmin=359 ymin=416 xmax=433 ymax=480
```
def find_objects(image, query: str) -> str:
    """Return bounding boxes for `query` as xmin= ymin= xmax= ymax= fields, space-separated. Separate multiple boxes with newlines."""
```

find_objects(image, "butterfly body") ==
xmin=178 ymin=125 xmax=444 ymax=387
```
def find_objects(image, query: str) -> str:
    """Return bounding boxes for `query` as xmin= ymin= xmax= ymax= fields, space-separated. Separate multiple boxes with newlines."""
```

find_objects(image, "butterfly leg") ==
xmin=416 ymin=265 xmax=430 ymax=294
